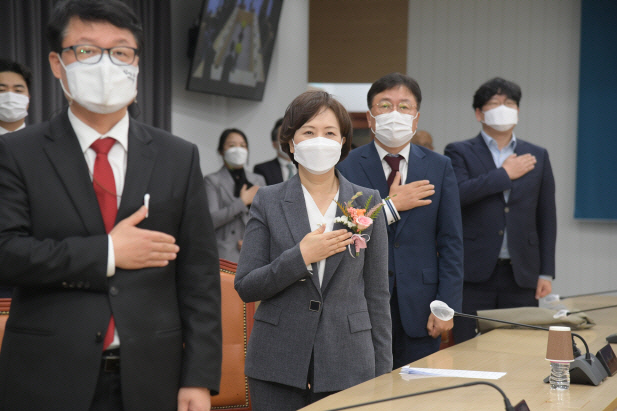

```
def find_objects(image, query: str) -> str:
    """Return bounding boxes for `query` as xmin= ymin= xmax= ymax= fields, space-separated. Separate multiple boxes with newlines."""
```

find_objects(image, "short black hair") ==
xmin=367 ymin=72 xmax=422 ymax=110
xmin=0 ymin=59 xmax=33 ymax=90
xmin=217 ymin=128 xmax=248 ymax=155
xmin=473 ymin=77 xmax=522 ymax=110
xmin=47 ymin=0 xmax=144 ymax=53
xmin=271 ymin=118 xmax=283 ymax=142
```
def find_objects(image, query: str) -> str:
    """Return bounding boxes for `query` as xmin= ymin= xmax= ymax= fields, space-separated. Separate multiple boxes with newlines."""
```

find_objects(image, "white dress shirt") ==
xmin=374 ymin=141 xmax=411 ymax=225
xmin=0 ymin=122 xmax=26 ymax=134
xmin=301 ymin=184 xmax=339 ymax=286
xmin=68 ymin=108 xmax=129 ymax=348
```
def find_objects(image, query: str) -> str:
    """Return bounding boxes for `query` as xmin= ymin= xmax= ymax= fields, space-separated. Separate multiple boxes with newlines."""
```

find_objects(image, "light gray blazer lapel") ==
xmin=281 ymin=174 xmax=320 ymax=293
xmin=320 ymin=171 xmax=354 ymax=292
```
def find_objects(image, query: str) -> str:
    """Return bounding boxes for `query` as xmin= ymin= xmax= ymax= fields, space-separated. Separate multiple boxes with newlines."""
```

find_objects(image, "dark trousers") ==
xmin=452 ymin=261 xmax=538 ymax=344
xmin=391 ymin=287 xmax=441 ymax=370
xmin=248 ymin=354 xmax=337 ymax=411
xmin=89 ymin=350 xmax=123 ymax=411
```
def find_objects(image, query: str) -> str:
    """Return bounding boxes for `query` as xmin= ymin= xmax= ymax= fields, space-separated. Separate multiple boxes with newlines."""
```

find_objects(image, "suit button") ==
xmin=84 ymin=282 xmax=91 ymax=289
xmin=231 ymin=230 xmax=236 ymax=234
xmin=109 ymin=286 xmax=119 ymax=296
xmin=504 ymin=207 xmax=510 ymax=213
xmin=394 ymin=242 xmax=400 ymax=248
xmin=62 ymin=282 xmax=68 ymax=288
xmin=388 ymin=270 xmax=394 ymax=277
xmin=498 ymin=230 xmax=504 ymax=236
xmin=69 ymin=282 xmax=75 ymax=288
xmin=95 ymin=332 xmax=103 ymax=342
xmin=76 ymin=281 xmax=84 ymax=289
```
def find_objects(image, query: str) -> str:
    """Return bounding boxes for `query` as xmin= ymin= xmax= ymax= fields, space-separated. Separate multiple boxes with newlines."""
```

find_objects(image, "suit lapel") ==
xmin=116 ymin=121 xmax=157 ymax=222
xmin=394 ymin=144 xmax=428 ymax=239
xmin=359 ymin=143 xmax=390 ymax=199
xmin=320 ymin=171 xmax=352 ymax=292
xmin=281 ymin=175 xmax=321 ymax=292
xmin=471 ymin=134 xmax=498 ymax=173
xmin=43 ymin=111 xmax=105 ymax=235
xmin=270 ymin=159 xmax=284 ymax=183
xmin=509 ymin=138 xmax=527 ymax=203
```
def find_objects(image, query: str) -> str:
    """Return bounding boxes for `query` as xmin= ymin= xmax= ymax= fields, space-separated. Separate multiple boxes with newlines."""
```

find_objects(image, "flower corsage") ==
xmin=334 ymin=191 xmax=386 ymax=257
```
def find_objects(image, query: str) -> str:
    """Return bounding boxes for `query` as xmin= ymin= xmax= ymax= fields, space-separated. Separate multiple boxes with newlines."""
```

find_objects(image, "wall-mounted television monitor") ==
xmin=186 ymin=0 xmax=283 ymax=101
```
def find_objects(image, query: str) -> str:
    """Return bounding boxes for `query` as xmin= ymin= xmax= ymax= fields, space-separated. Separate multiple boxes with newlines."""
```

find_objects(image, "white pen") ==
xmin=144 ymin=193 xmax=150 ymax=218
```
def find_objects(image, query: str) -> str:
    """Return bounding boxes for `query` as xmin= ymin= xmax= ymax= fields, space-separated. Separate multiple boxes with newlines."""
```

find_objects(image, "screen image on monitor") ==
xmin=186 ymin=0 xmax=284 ymax=101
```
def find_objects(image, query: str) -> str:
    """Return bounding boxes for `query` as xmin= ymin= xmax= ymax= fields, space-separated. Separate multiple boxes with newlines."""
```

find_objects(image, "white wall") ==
xmin=407 ymin=0 xmax=617 ymax=297
xmin=170 ymin=0 xmax=309 ymax=175
xmin=170 ymin=0 xmax=617 ymax=297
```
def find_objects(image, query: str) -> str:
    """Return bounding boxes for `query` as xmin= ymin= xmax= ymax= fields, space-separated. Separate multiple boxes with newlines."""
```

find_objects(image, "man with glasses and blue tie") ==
xmin=0 ymin=1 xmax=222 ymax=410
xmin=337 ymin=72 xmax=464 ymax=369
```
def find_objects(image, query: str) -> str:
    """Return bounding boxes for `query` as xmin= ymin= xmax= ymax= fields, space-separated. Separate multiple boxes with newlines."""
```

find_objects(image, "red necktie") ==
xmin=384 ymin=155 xmax=402 ymax=187
xmin=91 ymin=137 xmax=117 ymax=350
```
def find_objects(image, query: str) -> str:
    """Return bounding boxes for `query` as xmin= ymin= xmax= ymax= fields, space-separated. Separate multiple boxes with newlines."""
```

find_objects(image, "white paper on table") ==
xmin=400 ymin=366 xmax=506 ymax=380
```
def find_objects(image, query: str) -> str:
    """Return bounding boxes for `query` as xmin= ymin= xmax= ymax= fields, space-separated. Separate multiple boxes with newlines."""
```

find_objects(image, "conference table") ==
xmin=301 ymin=295 xmax=617 ymax=411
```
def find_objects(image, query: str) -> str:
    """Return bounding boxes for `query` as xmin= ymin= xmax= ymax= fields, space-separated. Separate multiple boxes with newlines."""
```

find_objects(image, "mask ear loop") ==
xmin=57 ymin=57 xmax=75 ymax=105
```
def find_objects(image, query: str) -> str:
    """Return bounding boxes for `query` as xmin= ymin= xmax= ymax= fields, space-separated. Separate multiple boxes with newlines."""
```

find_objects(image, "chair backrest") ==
xmin=0 ymin=298 xmax=10 ymax=351
xmin=212 ymin=259 xmax=254 ymax=410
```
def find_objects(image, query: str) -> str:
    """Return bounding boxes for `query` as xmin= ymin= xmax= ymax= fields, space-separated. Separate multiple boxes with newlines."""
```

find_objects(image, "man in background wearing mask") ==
xmin=337 ymin=72 xmax=463 ymax=369
xmin=411 ymin=130 xmax=434 ymax=151
xmin=0 ymin=59 xmax=32 ymax=135
xmin=0 ymin=1 xmax=222 ymax=410
xmin=253 ymin=117 xmax=296 ymax=185
xmin=444 ymin=77 xmax=556 ymax=344
xmin=0 ymin=59 xmax=33 ymax=297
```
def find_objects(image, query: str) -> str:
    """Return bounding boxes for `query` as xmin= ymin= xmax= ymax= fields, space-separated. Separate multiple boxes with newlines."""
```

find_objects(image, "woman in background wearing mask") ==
xmin=234 ymin=91 xmax=392 ymax=411
xmin=204 ymin=128 xmax=265 ymax=262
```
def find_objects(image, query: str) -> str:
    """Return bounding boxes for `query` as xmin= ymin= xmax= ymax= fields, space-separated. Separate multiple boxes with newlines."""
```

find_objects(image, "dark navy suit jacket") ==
xmin=444 ymin=134 xmax=556 ymax=288
xmin=337 ymin=143 xmax=464 ymax=338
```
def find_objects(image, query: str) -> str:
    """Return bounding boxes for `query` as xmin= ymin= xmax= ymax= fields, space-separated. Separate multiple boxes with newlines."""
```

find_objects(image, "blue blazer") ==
xmin=337 ymin=143 xmax=464 ymax=338
xmin=444 ymin=134 xmax=556 ymax=288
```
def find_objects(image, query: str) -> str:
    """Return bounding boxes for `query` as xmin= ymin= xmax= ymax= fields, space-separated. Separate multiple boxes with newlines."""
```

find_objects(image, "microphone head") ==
xmin=431 ymin=300 xmax=455 ymax=321
xmin=553 ymin=309 xmax=569 ymax=319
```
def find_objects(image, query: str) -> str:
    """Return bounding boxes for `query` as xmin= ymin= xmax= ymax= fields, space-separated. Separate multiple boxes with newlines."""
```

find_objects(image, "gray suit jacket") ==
xmin=235 ymin=172 xmax=392 ymax=392
xmin=204 ymin=166 xmax=265 ymax=262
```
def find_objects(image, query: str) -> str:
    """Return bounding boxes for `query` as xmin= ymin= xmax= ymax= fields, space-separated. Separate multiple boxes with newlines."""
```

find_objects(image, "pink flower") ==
xmin=356 ymin=216 xmax=373 ymax=231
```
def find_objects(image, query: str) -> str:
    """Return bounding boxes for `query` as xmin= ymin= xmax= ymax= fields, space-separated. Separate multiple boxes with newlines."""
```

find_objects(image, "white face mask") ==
xmin=482 ymin=105 xmax=518 ymax=132
xmin=224 ymin=146 xmax=248 ymax=168
xmin=293 ymin=137 xmax=342 ymax=175
xmin=59 ymin=55 xmax=139 ymax=114
xmin=0 ymin=92 xmax=29 ymax=122
xmin=371 ymin=110 xmax=418 ymax=148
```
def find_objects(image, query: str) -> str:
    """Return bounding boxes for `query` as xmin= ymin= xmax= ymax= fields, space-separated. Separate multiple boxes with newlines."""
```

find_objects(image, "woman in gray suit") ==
xmin=235 ymin=91 xmax=392 ymax=410
xmin=204 ymin=128 xmax=265 ymax=262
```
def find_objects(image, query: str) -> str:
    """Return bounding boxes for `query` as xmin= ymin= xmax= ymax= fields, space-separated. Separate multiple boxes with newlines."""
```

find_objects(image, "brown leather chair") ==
xmin=212 ymin=259 xmax=254 ymax=410
xmin=0 ymin=298 xmax=10 ymax=352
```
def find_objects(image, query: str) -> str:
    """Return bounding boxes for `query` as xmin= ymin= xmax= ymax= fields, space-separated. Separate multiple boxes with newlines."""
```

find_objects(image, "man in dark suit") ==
xmin=337 ymin=73 xmax=464 ymax=369
xmin=444 ymin=77 xmax=556 ymax=344
xmin=253 ymin=117 xmax=296 ymax=185
xmin=0 ymin=1 xmax=222 ymax=410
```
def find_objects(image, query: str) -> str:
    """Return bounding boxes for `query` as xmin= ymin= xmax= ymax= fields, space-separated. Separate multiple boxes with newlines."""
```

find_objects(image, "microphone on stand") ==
xmin=324 ymin=380 xmax=528 ymax=411
xmin=430 ymin=300 xmax=611 ymax=386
